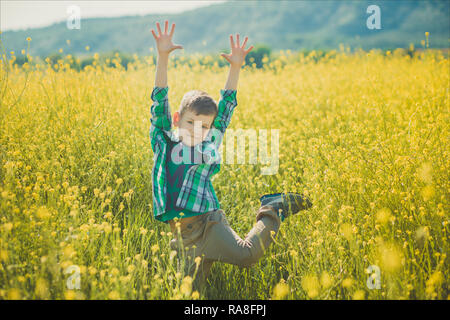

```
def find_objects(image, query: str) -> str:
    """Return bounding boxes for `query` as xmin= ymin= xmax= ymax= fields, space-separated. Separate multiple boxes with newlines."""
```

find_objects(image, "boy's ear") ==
xmin=173 ymin=111 xmax=180 ymax=127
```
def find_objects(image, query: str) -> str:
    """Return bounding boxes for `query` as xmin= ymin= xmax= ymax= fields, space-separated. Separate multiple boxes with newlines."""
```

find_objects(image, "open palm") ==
xmin=151 ymin=20 xmax=183 ymax=55
xmin=221 ymin=34 xmax=254 ymax=67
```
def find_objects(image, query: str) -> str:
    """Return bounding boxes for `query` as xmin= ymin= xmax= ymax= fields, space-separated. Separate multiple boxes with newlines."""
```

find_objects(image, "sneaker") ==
xmin=260 ymin=192 xmax=312 ymax=221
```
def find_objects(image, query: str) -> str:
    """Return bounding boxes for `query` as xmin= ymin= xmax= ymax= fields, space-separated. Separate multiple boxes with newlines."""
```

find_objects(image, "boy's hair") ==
xmin=179 ymin=90 xmax=218 ymax=121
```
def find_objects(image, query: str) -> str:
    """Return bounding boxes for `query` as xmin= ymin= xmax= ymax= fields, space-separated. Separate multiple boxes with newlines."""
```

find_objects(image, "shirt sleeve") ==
xmin=212 ymin=89 xmax=237 ymax=134
xmin=150 ymin=86 xmax=172 ymax=152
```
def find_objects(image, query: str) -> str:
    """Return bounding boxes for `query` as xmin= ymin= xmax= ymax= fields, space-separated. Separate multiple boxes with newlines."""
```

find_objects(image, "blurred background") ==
xmin=1 ymin=0 xmax=449 ymax=68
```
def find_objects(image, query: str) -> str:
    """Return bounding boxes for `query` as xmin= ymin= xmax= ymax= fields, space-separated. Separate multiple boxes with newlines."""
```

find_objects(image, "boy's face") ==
xmin=173 ymin=109 xmax=215 ymax=147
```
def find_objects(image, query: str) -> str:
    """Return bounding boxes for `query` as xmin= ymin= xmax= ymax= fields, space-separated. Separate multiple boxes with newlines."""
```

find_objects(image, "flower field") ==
xmin=0 ymin=41 xmax=448 ymax=299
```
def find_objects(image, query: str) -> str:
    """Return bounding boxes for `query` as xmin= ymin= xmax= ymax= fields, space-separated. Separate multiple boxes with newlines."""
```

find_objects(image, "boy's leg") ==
xmin=169 ymin=205 xmax=280 ymax=289
xmin=169 ymin=214 xmax=216 ymax=291
xmin=199 ymin=205 xmax=281 ymax=268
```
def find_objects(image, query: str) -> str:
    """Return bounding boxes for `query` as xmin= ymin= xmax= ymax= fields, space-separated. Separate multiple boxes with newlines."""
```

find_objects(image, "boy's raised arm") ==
xmin=213 ymin=34 xmax=253 ymax=134
xmin=149 ymin=20 xmax=183 ymax=151
xmin=151 ymin=21 xmax=183 ymax=88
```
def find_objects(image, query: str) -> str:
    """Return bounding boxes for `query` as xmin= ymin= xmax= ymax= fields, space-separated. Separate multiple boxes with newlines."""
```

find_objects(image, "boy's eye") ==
xmin=187 ymin=120 xmax=207 ymax=128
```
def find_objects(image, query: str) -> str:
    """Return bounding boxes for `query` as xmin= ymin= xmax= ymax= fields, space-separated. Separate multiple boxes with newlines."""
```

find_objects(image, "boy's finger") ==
xmin=169 ymin=23 xmax=175 ymax=37
xmin=245 ymin=45 xmax=254 ymax=54
xmin=164 ymin=20 xmax=168 ymax=34
xmin=221 ymin=53 xmax=230 ymax=63
xmin=229 ymin=35 xmax=235 ymax=49
xmin=156 ymin=22 xmax=162 ymax=36
xmin=242 ymin=36 xmax=248 ymax=48
xmin=236 ymin=34 xmax=240 ymax=47
xmin=151 ymin=29 xmax=158 ymax=39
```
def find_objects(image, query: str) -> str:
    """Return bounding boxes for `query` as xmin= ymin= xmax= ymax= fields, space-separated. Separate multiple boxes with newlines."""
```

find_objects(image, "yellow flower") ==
xmin=342 ymin=278 xmax=353 ymax=288
xmin=378 ymin=241 xmax=404 ymax=273
xmin=376 ymin=207 xmax=392 ymax=225
xmin=421 ymin=185 xmax=435 ymax=201
xmin=180 ymin=276 xmax=193 ymax=296
xmin=416 ymin=162 xmax=433 ymax=184
xmin=191 ymin=291 xmax=200 ymax=300
xmin=194 ymin=256 xmax=202 ymax=267
xmin=151 ymin=244 xmax=159 ymax=254
xmin=170 ymin=250 xmax=177 ymax=261
xmin=301 ymin=275 xmax=319 ymax=298
xmin=353 ymin=290 xmax=365 ymax=300
xmin=7 ymin=288 xmax=21 ymax=300
xmin=108 ymin=290 xmax=120 ymax=300
xmin=320 ymin=271 xmax=333 ymax=289
xmin=36 ymin=206 xmax=51 ymax=219
xmin=64 ymin=290 xmax=77 ymax=300
xmin=290 ymin=249 xmax=298 ymax=258
xmin=2 ymin=222 xmax=13 ymax=232
xmin=88 ymin=266 xmax=97 ymax=275
xmin=127 ymin=264 xmax=135 ymax=273
xmin=26 ymin=37 xmax=31 ymax=41
xmin=426 ymin=271 xmax=443 ymax=288
xmin=63 ymin=245 xmax=76 ymax=259
xmin=340 ymin=223 xmax=353 ymax=240
xmin=110 ymin=267 xmax=120 ymax=276
xmin=272 ymin=279 xmax=290 ymax=300
xmin=35 ymin=278 xmax=49 ymax=299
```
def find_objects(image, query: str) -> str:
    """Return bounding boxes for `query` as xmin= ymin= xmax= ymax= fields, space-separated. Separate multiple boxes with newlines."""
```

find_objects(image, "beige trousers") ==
xmin=169 ymin=205 xmax=281 ymax=289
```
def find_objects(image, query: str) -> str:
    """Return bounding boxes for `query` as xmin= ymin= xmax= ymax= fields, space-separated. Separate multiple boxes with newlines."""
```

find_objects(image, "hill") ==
xmin=1 ymin=0 xmax=449 ymax=58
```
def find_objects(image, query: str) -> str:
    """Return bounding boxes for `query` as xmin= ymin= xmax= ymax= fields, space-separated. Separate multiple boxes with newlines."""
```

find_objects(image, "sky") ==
xmin=1 ymin=0 xmax=227 ymax=31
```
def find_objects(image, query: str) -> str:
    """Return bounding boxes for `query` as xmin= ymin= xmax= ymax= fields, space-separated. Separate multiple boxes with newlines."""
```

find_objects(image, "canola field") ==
xmin=0 ymin=42 xmax=448 ymax=300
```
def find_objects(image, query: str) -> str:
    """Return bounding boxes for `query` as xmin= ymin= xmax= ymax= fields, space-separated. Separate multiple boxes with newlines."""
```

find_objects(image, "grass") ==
xmin=0 ymin=42 xmax=448 ymax=300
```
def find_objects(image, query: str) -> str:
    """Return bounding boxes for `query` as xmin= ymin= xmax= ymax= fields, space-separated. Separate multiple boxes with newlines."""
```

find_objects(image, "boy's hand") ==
xmin=151 ymin=20 xmax=183 ymax=56
xmin=220 ymin=34 xmax=254 ymax=67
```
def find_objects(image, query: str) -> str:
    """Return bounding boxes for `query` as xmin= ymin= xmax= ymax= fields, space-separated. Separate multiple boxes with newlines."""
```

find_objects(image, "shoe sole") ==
xmin=260 ymin=192 xmax=313 ymax=213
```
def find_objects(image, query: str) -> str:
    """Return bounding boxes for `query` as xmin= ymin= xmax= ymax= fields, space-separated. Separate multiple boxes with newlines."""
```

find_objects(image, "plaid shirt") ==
xmin=150 ymin=86 xmax=238 ymax=220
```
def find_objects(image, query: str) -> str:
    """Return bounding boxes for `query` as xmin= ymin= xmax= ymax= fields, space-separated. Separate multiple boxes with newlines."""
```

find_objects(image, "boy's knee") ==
xmin=236 ymin=245 xmax=260 ymax=268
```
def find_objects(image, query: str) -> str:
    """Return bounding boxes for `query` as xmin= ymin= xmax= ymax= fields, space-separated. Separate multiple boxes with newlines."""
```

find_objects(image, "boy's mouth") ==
xmin=181 ymin=135 xmax=202 ymax=143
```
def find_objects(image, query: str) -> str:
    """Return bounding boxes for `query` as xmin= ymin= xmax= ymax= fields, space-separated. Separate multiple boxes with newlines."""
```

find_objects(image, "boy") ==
xmin=149 ymin=20 xmax=312 ymax=290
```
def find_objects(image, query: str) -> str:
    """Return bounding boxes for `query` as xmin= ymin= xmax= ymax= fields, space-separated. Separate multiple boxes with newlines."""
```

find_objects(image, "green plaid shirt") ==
xmin=150 ymin=86 xmax=238 ymax=221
